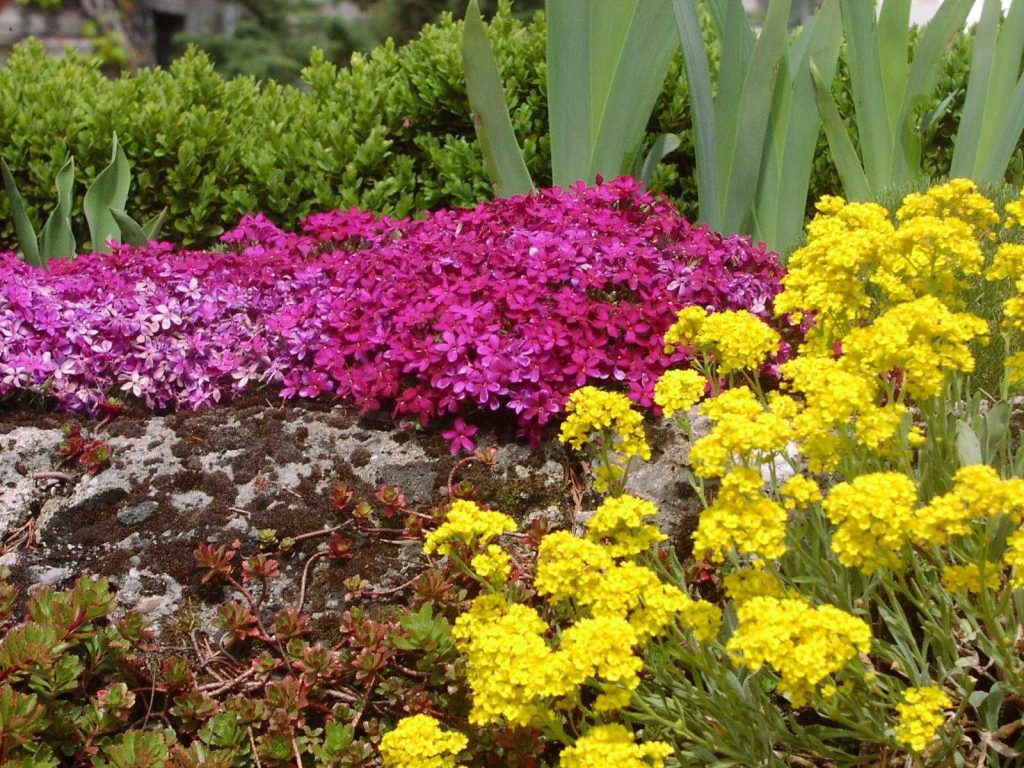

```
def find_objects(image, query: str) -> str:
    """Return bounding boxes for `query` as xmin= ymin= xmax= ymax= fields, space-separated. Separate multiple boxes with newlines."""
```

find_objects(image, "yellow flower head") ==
xmin=823 ymin=473 xmax=919 ymax=573
xmin=1004 ymin=527 xmax=1024 ymax=588
xmin=379 ymin=714 xmax=467 ymax=768
xmin=779 ymin=475 xmax=822 ymax=511
xmin=470 ymin=544 xmax=511 ymax=583
xmin=893 ymin=686 xmax=952 ymax=753
xmin=689 ymin=387 xmax=794 ymax=479
xmin=663 ymin=306 xmax=709 ymax=353
xmin=693 ymin=309 xmax=781 ymax=374
xmin=559 ymin=386 xmax=651 ymax=461
xmin=559 ymin=724 xmax=674 ymax=768
xmin=535 ymin=531 xmax=615 ymax=604
xmin=723 ymin=568 xmax=786 ymax=606
xmin=896 ymin=179 xmax=999 ymax=236
xmin=727 ymin=597 xmax=872 ymax=706
xmin=692 ymin=467 xmax=788 ymax=562
xmin=941 ymin=562 xmax=1001 ymax=594
xmin=585 ymin=495 xmax=666 ymax=558
xmin=423 ymin=500 xmax=517 ymax=556
xmin=654 ymin=368 xmax=706 ymax=418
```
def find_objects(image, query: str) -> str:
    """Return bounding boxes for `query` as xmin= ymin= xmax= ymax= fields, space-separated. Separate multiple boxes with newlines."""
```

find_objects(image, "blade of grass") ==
xmin=462 ymin=0 xmax=534 ymax=197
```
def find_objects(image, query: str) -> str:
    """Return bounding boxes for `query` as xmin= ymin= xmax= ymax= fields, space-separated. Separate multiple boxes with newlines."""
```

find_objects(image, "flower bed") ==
xmin=0 ymin=178 xmax=782 ymax=440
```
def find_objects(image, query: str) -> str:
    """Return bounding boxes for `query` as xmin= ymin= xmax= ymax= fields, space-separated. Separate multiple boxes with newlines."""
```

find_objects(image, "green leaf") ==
xmin=637 ymin=133 xmax=681 ymax=187
xmin=110 ymin=209 xmax=148 ymax=247
xmin=142 ymin=207 xmax=167 ymax=241
xmin=83 ymin=134 xmax=131 ymax=253
xmin=0 ymin=157 xmax=42 ymax=268
xmin=673 ymin=0 xmax=721 ymax=230
xmin=956 ymin=420 xmax=983 ymax=466
xmin=840 ymin=0 xmax=893 ymax=190
xmin=586 ymin=0 xmax=679 ymax=183
xmin=547 ymin=0 xmax=591 ymax=186
xmin=811 ymin=59 xmax=871 ymax=200
xmin=951 ymin=0 xmax=1002 ymax=177
xmin=462 ymin=0 xmax=533 ymax=198
xmin=975 ymin=0 xmax=1024 ymax=183
xmin=719 ymin=0 xmax=792 ymax=235
xmin=877 ymin=0 xmax=911 ymax=137
xmin=39 ymin=157 xmax=76 ymax=262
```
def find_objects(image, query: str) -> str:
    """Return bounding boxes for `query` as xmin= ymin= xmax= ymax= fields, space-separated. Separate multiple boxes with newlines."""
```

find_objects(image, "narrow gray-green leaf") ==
xmin=673 ymin=0 xmax=721 ymax=230
xmin=877 ymin=0 xmax=911 ymax=136
xmin=110 ymin=208 xmax=148 ymax=246
xmin=84 ymin=135 xmax=132 ymax=253
xmin=588 ymin=0 xmax=678 ymax=181
xmin=637 ymin=133 xmax=681 ymax=187
xmin=951 ymin=0 xmax=1001 ymax=177
xmin=840 ymin=0 xmax=893 ymax=190
xmin=462 ymin=0 xmax=533 ymax=198
xmin=976 ymin=0 xmax=1024 ymax=174
xmin=40 ymin=157 xmax=76 ymax=262
xmin=547 ymin=0 xmax=591 ymax=186
xmin=1 ymin=157 xmax=42 ymax=267
xmin=142 ymin=207 xmax=167 ymax=241
xmin=811 ymin=59 xmax=871 ymax=200
xmin=721 ymin=0 xmax=792 ymax=235
xmin=956 ymin=420 xmax=983 ymax=466
xmin=980 ymin=71 xmax=1024 ymax=185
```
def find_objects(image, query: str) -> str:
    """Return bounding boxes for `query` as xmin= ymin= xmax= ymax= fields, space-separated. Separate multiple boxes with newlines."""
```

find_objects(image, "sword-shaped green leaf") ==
xmin=111 ymin=206 xmax=168 ymax=246
xmin=39 ymin=157 xmax=76 ymax=262
xmin=84 ymin=134 xmax=132 ymax=253
xmin=636 ymin=133 xmax=681 ymax=188
xmin=462 ymin=0 xmax=533 ymax=198
xmin=547 ymin=0 xmax=591 ymax=187
xmin=1 ymin=157 xmax=42 ymax=268
xmin=811 ymin=59 xmax=871 ymax=200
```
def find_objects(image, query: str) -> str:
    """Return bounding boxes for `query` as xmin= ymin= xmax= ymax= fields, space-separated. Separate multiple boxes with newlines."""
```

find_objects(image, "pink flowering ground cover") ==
xmin=0 ymin=178 xmax=782 ymax=443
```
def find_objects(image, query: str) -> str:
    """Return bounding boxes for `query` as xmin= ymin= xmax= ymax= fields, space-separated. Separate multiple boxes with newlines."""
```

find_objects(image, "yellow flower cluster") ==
xmin=450 ymin=595 xmax=565 ymax=726
xmin=912 ymin=464 xmax=1024 ymax=546
xmin=840 ymin=296 xmax=987 ymax=399
xmin=423 ymin=500 xmax=517 ymax=556
xmin=727 ymin=597 xmax=872 ymax=706
xmin=559 ymin=386 xmax=651 ymax=461
xmin=693 ymin=467 xmax=788 ymax=562
xmin=896 ymin=178 xmax=1000 ymax=235
xmin=559 ymin=724 xmax=674 ymax=768
xmin=653 ymin=368 xmax=706 ymax=418
xmin=665 ymin=307 xmax=780 ymax=374
xmin=688 ymin=387 xmax=794 ymax=478
xmin=823 ymin=473 xmax=918 ymax=573
xmin=940 ymin=563 xmax=1000 ymax=594
xmin=1005 ymin=529 xmax=1024 ymax=588
xmin=893 ymin=686 xmax=951 ymax=753
xmin=723 ymin=568 xmax=786 ymax=606
xmin=585 ymin=495 xmax=666 ymax=557
xmin=470 ymin=544 xmax=511 ymax=583
xmin=779 ymin=475 xmax=822 ymax=511
xmin=379 ymin=714 xmax=468 ymax=768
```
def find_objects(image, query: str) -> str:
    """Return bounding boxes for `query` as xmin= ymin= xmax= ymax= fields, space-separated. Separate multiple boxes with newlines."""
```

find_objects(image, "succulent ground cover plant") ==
xmin=0 ymin=178 xmax=783 ymax=443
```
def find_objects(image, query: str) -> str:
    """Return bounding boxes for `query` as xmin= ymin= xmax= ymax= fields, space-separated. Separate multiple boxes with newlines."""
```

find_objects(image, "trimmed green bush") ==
xmin=0 ymin=6 xmax=984 ymax=249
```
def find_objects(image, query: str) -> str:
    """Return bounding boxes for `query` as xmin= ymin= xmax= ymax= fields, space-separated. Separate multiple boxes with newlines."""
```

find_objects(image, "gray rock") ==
xmin=29 ymin=565 xmax=73 ymax=587
xmin=170 ymin=489 xmax=213 ymax=514
xmin=0 ymin=426 xmax=63 ymax=539
xmin=117 ymin=500 xmax=159 ymax=526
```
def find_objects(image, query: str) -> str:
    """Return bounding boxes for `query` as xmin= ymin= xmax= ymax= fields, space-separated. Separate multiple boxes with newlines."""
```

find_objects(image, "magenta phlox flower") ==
xmin=442 ymin=417 xmax=478 ymax=454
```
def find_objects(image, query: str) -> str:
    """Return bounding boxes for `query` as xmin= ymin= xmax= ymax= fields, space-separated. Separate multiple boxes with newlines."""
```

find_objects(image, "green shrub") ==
xmin=0 ymin=6 xmax=985 ymax=249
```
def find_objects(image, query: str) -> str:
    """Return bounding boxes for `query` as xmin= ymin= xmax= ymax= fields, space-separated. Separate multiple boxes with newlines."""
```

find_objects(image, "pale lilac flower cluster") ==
xmin=0 ymin=178 xmax=782 ymax=441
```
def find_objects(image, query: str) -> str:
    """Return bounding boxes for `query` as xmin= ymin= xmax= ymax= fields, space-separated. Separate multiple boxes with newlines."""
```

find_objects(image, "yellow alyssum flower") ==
xmin=723 ymin=568 xmax=786 ymax=606
xmin=1005 ymin=189 xmax=1024 ymax=229
xmin=912 ymin=464 xmax=1021 ymax=545
xmin=470 ymin=544 xmax=511 ymax=583
xmin=559 ymin=724 xmax=674 ymax=768
xmin=1005 ymin=294 xmax=1024 ymax=332
xmin=451 ymin=595 xmax=565 ymax=727
xmin=379 ymin=714 xmax=467 ymax=768
xmin=689 ymin=387 xmax=794 ymax=479
xmin=893 ymin=686 xmax=952 ymax=753
xmin=985 ymin=242 xmax=1024 ymax=286
xmin=593 ymin=682 xmax=633 ymax=712
xmin=663 ymin=306 xmax=709 ymax=353
xmin=839 ymin=296 xmax=987 ymax=399
xmin=823 ymin=473 xmax=919 ymax=573
xmin=557 ymin=615 xmax=643 ymax=692
xmin=559 ymin=386 xmax=651 ymax=461
xmin=578 ymin=561 xmax=688 ymax=641
xmin=779 ymin=475 xmax=822 ymax=511
xmin=1005 ymin=528 xmax=1024 ymax=588
xmin=692 ymin=467 xmax=788 ymax=562
xmin=896 ymin=178 xmax=999 ymax=236
xmin=423 ymin=500 xmax=517 ymax=556
xmin=1006 ymin=351 xmax=1024 ymax=385
xmin=941 ymin=562 xmax=1001 ymax=594
xmin=677 ymin=596 xmax=723 ymax=643
xmin=775 ymin=197 xmax=893 ymax=346
xmin=727 ymin=597 xmax=872 ymax=706
xmin=693 ymin=309 xmax=781 ymax=374
xmin=654 ymin=368 xmax=706 ymax=418
xmin=535 ymin=531 xmax=615 ymax=604
xmin=585 ymin=495 xmax=666 ymax=557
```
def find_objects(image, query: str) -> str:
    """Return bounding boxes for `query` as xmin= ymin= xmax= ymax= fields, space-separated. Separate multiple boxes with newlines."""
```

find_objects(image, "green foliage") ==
xmin=0 ymin=4 xmax=997 ymax=251
xmin=1 ymin=135 xmax=165 ymax=266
